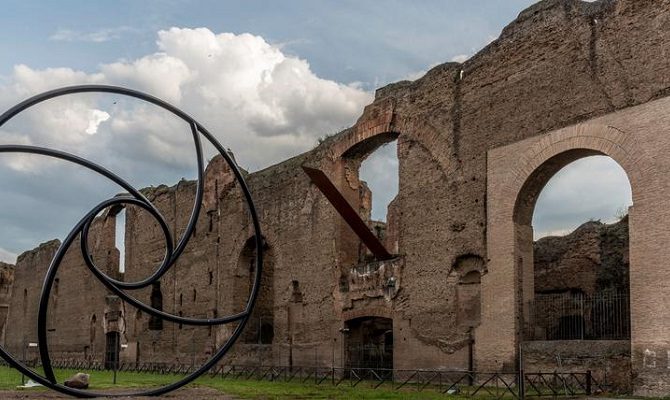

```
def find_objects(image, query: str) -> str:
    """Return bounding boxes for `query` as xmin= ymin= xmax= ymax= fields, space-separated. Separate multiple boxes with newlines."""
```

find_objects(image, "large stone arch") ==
xmin=314 ymin=100 xmax=408 ymax=269
xmin=320 ymin=97 xmax=452 ymax=265
xmin=328 ymin=98 xmax=402 ymax=160
xmin=327 ymin=97 xmax=448 ymax=173
xmin=480 ymin=96 xmax=670 ymax=396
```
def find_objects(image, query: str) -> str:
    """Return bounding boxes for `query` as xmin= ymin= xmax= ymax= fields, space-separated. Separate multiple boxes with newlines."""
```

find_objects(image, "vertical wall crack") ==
xmin=451 ymin=69 xmax=463 ymax=159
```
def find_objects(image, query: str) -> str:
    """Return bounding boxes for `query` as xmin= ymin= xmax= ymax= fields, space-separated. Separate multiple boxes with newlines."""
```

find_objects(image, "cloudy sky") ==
xmin=0 ymin=1 xmax=630 ymax=263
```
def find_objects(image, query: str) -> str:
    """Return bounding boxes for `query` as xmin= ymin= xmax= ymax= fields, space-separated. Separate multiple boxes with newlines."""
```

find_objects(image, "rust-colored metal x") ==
xmin=302 ymin=166 xmax=393 ymax=260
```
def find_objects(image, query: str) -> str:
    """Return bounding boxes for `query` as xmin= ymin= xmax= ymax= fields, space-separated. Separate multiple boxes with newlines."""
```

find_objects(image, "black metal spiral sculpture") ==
xmin=0 ymin=85 xmax=263 ymax=397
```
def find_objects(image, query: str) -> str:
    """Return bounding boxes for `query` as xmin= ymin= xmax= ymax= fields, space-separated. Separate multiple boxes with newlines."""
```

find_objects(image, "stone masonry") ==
xmin=1 ymin=0 xmax=670 ymax=395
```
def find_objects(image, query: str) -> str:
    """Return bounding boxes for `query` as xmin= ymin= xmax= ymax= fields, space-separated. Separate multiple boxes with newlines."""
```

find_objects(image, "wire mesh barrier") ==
xmin=523 ymin=372 xmax=600 ymax=397
xmin=1 ymin=358 xmax=606 ymax=398
xmin=524 ymin=291 xmax=630 ymax=340
xmin=344 ymin=342 xmax=393 ymax=370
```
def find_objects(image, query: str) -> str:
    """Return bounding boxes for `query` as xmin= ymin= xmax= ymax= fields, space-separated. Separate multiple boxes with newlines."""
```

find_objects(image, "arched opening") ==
xmin=113 ymin=201 xmax=170 ymax=288
xmin=517 ymin=155 xmax=632 ymax=342
xmin=49 ymin=278 xmax=60 ymax=332
xmin=104 ymin=331 xmax=120 ymax=370
xmin=453 ymin=255 xmax=485 ymax=329
xmin=339 ymin=132 xmax=399 ymax=265
xmin=114 ymin=208 xmax=126 ymax=274
xmin=89 ymin=314 xmax=97 ymax=349
xmin=148 ymin=282 xmax=163 ymax=331
xmin=359 ymin=139 xmax=399 ymax=225
xmin=344 ymin=316 xmax=393 ymax=370
xmin=234 ymin=237 xmax=275 ymax=344
xmin=133 ymin=309 xmax=142 ymax=336
xmin=480 ymin=125 xmax=655 ymax=391
xmin=98 ymin=204 xmax=126 ymax=277
xmin=259 ymin=322 xmax=274 ymax=344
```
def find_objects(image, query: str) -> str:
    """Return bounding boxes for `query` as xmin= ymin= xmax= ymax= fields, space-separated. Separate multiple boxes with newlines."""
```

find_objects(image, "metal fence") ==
xmin=345 ymin=342 xmax=393 ymax=370
xmin=211 ymin=366 xmax=605 ymax=398
xmin=2 ymin=358 xmax=607 ymax=398
xmin=524 ymin=291 xmax=629 ymax=340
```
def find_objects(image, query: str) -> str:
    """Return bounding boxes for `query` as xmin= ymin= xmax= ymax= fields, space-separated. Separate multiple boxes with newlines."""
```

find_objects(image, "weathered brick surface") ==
xmin=0 ymin=262 xmax=14 ymax=346
xmin=534 ymin=218 xmax=629 ymax=296
xmin=487 ymin=100 xmax=670 ymax=395
xmin=3 ymin=0 xmax=670 ymax=395
xmin=522 ymin=340 xmax=632 ymax=392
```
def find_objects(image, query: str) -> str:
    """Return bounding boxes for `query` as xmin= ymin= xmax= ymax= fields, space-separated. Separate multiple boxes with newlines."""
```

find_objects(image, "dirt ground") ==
xmin=0 ymin=387 xmax=235 ymax=399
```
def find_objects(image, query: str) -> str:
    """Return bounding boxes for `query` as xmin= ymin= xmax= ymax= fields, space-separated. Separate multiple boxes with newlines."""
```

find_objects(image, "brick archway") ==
xmin=342 ymin=307 xmax=392 ymax=322
xmin=480 ymin=97 xmax=670 ymax=395
xmin=329 ymin=98 xmax=402 ymax=160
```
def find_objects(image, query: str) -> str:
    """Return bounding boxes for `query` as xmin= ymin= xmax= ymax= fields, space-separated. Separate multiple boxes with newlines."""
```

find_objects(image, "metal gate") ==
xmin=104 ymin=331 xmax=120 ymax=370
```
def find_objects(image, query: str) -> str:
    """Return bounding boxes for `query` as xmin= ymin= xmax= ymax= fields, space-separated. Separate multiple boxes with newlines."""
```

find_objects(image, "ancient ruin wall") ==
xmin=0 ymin=262 xmax=14 ymax=347
xmin=5 ymin=212 xmax=118 ymax=364
xmin=316 ymin=0 xmax=669 ymax=370
xmin=2 ymin=0 xmax=669 ymax=391
xmin=534 ymin=217 xmax=629 ymax=295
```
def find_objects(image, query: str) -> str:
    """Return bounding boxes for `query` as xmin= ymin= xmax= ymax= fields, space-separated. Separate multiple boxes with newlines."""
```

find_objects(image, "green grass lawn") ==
xmin=0 ymin=365 xmax=471 ymax=399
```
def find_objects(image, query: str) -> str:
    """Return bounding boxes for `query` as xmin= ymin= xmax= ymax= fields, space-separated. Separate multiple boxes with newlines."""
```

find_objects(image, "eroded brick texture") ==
xmin=2 ymin=0 xmax=670 ymax=395
xmin=534 ymin=218 xmax=629 ymax=296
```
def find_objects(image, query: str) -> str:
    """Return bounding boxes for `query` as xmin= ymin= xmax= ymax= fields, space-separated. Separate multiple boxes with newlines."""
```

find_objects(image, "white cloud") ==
xmin=451 ymin=54 xmax=469 ymax=63
xmin=85 ymin=109 xmax=110 ymax=135
xmin=10 ymin=64 xmax=103 ymax=97
xmin=403 ymin=55 xmax=470 ymax=81
xmin=0 ymin=27 xmax=373 ymax=255
xmin=403 ymin=62 xmax=440 ymax=81
xmin=0 ymin=247 xmax=17 ymax=264
xmin=404 ymin=69 xmax=427 ymax=81
xmin=360 ymin=140 xmax=398 ymax=221
xmin=49 ymin=27 xmax=136 ymax=43
xmin=535 ymin=228 xmax=572 ymax=239
xmin=533 ymin=156 xmax=632 ymax=239
xmin=101 ymin=54 xmax=192 ymax=103
xmin=1 ymin=27 xmax=373 ymax=172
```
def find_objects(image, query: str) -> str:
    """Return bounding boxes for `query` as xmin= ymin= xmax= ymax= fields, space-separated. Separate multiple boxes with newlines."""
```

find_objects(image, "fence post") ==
xmin=113 ymin=333 xmax=118 ymax=385
xmin=468 ymin=329 xmax=474 ymax=386
xmin=518 ymin=342 xmax=525 ymax=400
xmin=586 ymin=370 xmax=592 ymax=395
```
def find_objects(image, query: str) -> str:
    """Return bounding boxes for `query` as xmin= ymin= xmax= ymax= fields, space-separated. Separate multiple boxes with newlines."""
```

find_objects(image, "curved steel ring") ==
xmin=0 ymin=85 xmax=263 ymax=397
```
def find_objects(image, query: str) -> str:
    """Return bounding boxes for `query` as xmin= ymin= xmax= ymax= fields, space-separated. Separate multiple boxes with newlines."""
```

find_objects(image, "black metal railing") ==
xmin=525 ymin=291 xmax=630 ymax=340
xmin=345 ymin=342 xmax=393 ymax=370
xmin=2 ymin=358 xmax=606 ymax=398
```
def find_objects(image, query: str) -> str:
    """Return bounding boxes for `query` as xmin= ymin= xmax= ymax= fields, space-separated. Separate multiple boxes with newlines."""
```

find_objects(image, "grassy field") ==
xmin=0 ymin=365 xmax=468 ymax=399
